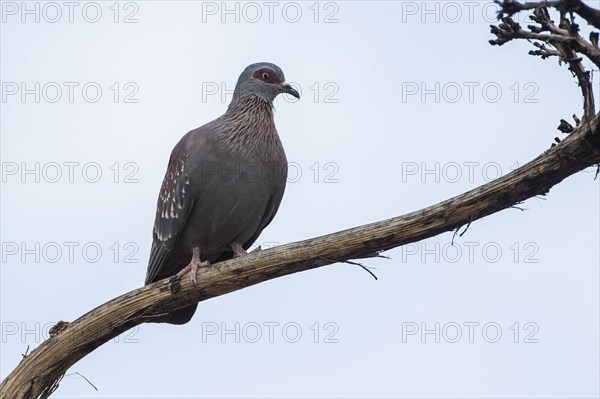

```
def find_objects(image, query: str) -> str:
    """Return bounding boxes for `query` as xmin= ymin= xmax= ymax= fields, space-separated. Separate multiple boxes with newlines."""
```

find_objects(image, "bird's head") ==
xmin=233 ymin=62 xmax=300 ymax=102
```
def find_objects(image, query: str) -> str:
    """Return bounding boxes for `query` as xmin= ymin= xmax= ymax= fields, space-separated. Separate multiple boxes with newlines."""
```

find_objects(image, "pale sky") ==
xmin=1 ymin=1 xmax=599 ymax=398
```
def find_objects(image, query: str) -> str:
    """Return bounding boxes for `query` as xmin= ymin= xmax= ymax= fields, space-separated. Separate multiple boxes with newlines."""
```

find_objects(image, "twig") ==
xmin=341 ymin=260 xmax=378 ymax=281
xmin=65 ymin=372 xmax=98 ymax=391
xmin=20 ymin=346 xmax=29 ymax=359
xmin=459 ymin=221 xmax=472 ymax=237
xmin=320 ymin=256 xmax=379 ymax=280
xmin=452 ymin=220 xmax=473 ymax=245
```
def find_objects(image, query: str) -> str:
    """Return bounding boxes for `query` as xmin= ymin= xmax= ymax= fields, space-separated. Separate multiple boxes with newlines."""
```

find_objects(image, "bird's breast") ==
xmin=179 ymin=156 xmax=287 ymax=257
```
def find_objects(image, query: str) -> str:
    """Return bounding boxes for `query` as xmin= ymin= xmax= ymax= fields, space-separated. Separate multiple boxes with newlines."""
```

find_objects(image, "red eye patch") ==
xmin=253 ymin=68 xmax=280 ymax=84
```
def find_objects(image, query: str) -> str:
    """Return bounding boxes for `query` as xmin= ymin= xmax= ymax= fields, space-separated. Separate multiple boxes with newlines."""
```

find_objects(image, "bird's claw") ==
xmin=190 ymin=263 xmax=198 ymax=287
xmin=231 ymin=243 xmax=247 ymax=258
xmin=173 ymin=247 xmax=211 ymax=289
xmin=189 ymin=260 xmax=211 ymax=286
xmin=175 ymin=259 xmax=210 ymax=287
xmin=169 ymin=276 xmax=181 ymax=294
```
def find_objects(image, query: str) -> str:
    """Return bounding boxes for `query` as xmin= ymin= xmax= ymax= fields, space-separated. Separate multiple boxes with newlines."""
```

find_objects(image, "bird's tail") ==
xmin=144 ymin=250 xmax=234 ymax=325
xmin=145 ymin=304 xmax=198 ymax=325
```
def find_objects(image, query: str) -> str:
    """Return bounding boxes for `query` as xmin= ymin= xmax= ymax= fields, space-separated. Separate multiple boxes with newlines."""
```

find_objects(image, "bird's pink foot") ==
xmin=175 ymin=247 xmax=210 ymax=286
xmin=231 ymin=243 xmax=247 ymax=258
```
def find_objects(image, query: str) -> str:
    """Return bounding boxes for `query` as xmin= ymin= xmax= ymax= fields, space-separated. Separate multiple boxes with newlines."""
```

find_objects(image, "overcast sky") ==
xmin=1 ymin=1 xmax=599 ymax=398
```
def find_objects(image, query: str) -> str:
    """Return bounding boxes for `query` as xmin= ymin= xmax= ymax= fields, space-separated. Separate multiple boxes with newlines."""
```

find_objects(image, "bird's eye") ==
xmin=262 ymin=72 xmax=270 ymax=80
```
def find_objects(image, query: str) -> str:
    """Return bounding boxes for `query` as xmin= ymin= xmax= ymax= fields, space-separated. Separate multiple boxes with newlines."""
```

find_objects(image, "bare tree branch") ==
xmin=496 ymin=0 xmax=600 ymax=29
xmin=2 ymin=1 xmax=600 ymax=398
xmin=491 ymin=6 xmax=600 ymax=67
xmin=2 ymin=111 xmax=598 ymax=398
xmin=491 ymin=4 xmax=599 ymax=122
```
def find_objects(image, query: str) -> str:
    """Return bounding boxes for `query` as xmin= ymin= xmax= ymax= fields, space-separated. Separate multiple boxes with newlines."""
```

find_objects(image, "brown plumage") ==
xmin=145 ymin=62 xmax=299 ymax=324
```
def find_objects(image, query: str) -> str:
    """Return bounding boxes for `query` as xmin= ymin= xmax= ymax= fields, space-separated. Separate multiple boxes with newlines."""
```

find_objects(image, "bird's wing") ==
xmin=145 ymin=140 xmax=195 ymax=284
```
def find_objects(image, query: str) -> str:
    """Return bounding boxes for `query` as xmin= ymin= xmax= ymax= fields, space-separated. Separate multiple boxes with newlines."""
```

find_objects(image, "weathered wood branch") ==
xmin=2 ymin=111 xmax=599 ymax=398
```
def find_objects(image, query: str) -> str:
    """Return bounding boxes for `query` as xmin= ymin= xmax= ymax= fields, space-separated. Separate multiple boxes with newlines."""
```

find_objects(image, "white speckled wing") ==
xmin=145 ymin=139 xmax=194 ymax=284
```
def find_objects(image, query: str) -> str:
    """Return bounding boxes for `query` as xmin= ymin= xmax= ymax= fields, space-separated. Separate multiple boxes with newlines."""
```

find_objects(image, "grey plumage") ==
xmin=145 ymin=62 xmax=299 ymax=324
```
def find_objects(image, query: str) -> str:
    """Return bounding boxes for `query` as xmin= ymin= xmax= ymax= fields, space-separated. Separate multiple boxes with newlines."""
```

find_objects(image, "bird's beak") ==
xmin=281 ymin=82 xmax=300 ymax=99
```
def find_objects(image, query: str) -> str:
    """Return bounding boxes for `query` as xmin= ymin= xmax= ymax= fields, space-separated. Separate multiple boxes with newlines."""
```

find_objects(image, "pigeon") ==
xmin=144 ymin=62 xmax=299 ymax=324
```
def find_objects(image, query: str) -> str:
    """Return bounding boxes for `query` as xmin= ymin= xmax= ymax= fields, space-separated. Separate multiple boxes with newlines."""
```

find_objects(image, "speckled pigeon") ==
xmin=145 ymin=62 xmax=299 ymax=324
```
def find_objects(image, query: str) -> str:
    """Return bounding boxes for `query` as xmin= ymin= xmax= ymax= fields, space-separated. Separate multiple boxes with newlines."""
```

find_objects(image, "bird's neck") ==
xmin=217 ymin=96 xmax=283 ymax=162
xmin=226 ymin=94 xmax=274 ymax=117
